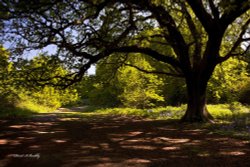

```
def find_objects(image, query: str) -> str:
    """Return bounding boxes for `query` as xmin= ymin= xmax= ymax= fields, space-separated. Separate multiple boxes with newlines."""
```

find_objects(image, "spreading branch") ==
xmin=112 ymin=45 xmax=181 ymax=69
xmin=218 ymin=18 xmax=250 ymax=63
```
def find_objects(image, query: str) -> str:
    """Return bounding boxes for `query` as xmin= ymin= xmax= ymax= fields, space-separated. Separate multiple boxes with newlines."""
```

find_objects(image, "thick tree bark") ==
xmin=181 ymin=73 xmax=214 ymax=123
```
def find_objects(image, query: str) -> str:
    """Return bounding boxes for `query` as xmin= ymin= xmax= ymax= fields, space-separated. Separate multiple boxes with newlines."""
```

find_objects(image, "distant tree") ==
xmin=96 ymin=54 xmax=164 ymax=108
xmin=20 ymin=54 xmax=79 ymax=107
xmin=207 ymin=57 xmax=249 ymax=103
xmin=0 ymin=45 xmax=17 ymax=108
xmin=77 ymin=75 xmax=121 ymax=107
xmin=1 ymin=0 xmax=250 ymax=122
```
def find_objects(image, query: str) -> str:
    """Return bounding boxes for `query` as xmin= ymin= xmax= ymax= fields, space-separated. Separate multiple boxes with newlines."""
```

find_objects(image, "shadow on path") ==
xmin=0 ymin=113 xmax=250 ymax=167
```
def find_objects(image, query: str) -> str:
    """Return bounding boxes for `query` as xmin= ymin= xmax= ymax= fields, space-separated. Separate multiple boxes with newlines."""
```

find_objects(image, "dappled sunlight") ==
xmin=99 ymin=143 xmax=111 ymax=150
xmin=0 ymin=139 xmax=8 ymax=145
xmin=29 ymin=145 xmax=40 ymax=149
xmin=34 ymin=131 xmax=56 ymax=134
xmin=97 ymin=157 xmax=112 ymax=162
xmin=197 ymin=152 xmax=211 ymax=157
xmin=156 ymin=137 xmax=190 ymax=144
xmin=220 ymin=151 xmax=246 ymax=156
xmin=80 ymin=145 xmax=99 ymax=150
xmin=17 ymin=137 xmax=34 ymax=140
xmin=52 ymin=139 xmax=68 ymax=143
xmin=9 ymin=125 xmax=37 ymax=129
xmin=123 ymin=158 xmax=151 ymax=164
xmin=182 ymin=129 xmax=204 ymax=135
xmin=58 ymin=117 xmax=81 ymax=121
xmin=128 ymin=131 xmax=144 ymax=136
xmin=162 ymin=146 xmax=181 ymax=151
xmin=183 ymin=140 xmax=202 ymax=146
xmin=1 ymin=114 xmax=250 ymax=166
xmin=2 ymin=136 xmax=36 ymax=146
xmin=119 ymin=139 xmax=147 ymax=144
xmin=8 ymin=140 xmax=22 ymax=146
xmin=121 ymin=145 xmax=158 ymax=150
xmin=110 ymin=137 xmax=126 ymax=142
xmin=32 ymin=122 xmax=55 ymax=126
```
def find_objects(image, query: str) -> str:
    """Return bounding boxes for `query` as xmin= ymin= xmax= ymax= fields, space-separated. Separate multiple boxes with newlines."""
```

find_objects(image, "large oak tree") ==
xmin=1 ymin=0 xmax=250 ymax=122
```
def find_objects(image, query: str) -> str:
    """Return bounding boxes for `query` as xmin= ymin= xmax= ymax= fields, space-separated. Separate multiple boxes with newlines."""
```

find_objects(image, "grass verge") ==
xmin=1 ymin=102 xmax=249 ymax=140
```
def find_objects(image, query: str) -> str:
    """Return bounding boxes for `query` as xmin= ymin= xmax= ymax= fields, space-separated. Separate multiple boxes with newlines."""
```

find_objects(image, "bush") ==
xmin=239 ymin=82 xmax=250 ymax=105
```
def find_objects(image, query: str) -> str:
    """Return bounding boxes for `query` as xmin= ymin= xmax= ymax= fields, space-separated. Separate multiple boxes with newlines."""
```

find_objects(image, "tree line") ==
xmin=0 ymin=0 xmax=249 ymax=122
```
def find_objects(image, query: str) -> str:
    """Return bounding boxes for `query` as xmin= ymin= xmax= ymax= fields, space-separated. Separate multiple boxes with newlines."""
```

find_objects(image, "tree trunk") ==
xmin=181 ymin=74 xmax=214 ymax=123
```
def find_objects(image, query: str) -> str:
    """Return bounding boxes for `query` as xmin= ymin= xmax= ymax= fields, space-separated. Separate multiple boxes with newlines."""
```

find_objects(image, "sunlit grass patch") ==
xmin=89 ymin=105 xmax=186 ymax=120
xmin=150 ymin=105 xmax=186 ymax=119
xmin=207 ymin=104 xmax=232 ymax=119
xmin=17 ymin=100 xmax=55 ymax=113
xmin=83 ymin=104 xmax=250 ymax=139
xmin=94 ymin=108 xmax=148 ymax=117
xmin=208 ymin=103 xmax=250 ymax=119
xmin=0 ymin=100 xmax=56 ymax=118
xmin=206 ymin=103 xmax=250 ymax=139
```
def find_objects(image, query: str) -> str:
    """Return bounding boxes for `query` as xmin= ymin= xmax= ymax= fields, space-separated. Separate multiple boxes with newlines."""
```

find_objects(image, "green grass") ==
xmin=1 ymin=102 xmax=250 ymax=140
xmin=17 ymin=100 xmax=56 ymax=113
xmin=206 ymin=103 xmax=250 ymax=140
xmin=92 ymin=105 xmax=187 ymax=119
xmin=0 ymin=100 xmax=56 ymax=118
xmin=87 ymin=103 xmax=250 ymax=139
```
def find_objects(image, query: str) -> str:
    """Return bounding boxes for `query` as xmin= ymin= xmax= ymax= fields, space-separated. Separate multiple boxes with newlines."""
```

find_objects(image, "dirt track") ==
xmin=0 ymin=113 xmax=250 ymax=167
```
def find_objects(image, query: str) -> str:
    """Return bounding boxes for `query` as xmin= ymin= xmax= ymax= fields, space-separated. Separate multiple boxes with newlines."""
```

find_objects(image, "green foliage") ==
xmin=161 ymin=77 xmax=187 ymax=105
xmin=76 ymin=75 xmax=121 ymax=107
xmin=20 ymin=54 xmax=69 ymax=86
xmin=77 ymin=52 xmax=250 ymax=107
xmin=117 ymin=58 xmax=164 ymax=108
xmin=21 ymin=86 xmax=78 ymax=109
xmin=87 ymin=53 xmax=165 ymax=108
xmin=239 ymin=78 xmax=250 ymax=104
xmin=1 ymin=0 xmax=250 ymax=122
xmin=0 ymin=46 xmax=17 ymax=109
xmin=88 ymin=82 xmax=120 ymax=107
xmin=0 ymin=49 xmax=79 ymax=117
xmin=207 ymin=58 xmax=249 ymax=103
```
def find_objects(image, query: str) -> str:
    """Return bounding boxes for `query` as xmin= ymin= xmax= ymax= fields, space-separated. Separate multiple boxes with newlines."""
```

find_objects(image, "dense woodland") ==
xmin=1 ymin=44 xmax=250 ymax=114
xmin=0 ymin=0 xmax=250 ymax=122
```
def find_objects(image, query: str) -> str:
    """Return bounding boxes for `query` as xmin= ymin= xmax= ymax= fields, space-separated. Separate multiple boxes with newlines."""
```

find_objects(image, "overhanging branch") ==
xmin=112 ymin=45 xmax=181 ymax=69
xmin=186 ymin=0 xmax=213 ymax=33
xmin=218 ymin=18 xmax=250 ymax=63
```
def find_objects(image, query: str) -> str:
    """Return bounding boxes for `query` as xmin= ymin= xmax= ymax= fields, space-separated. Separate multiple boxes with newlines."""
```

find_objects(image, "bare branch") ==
xmin=218 ymin=18 xmax=250 ymax=63
xmin=208 ymin=0 xmax=219 ymax=20
xmin=186 ymin=0 xmax=214 ymax=33
xmin=221 ymin=0 xmax=250 ymax=28
xmin=180 ymin=2 xmax=202 ymax=67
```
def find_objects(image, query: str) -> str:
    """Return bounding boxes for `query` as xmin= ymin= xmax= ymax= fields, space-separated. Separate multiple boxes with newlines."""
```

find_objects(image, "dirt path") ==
xmin=0 ymin=111 xmax=250 ymax=167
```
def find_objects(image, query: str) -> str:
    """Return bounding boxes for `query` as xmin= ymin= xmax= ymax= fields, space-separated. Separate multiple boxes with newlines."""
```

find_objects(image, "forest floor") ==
xmin=0 ymin=107 xmax=250 ymax=167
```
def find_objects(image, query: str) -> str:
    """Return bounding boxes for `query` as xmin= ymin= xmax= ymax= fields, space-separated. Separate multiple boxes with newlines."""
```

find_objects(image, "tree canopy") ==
xmin=1 ymin=0 xmax=250 ymax=122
